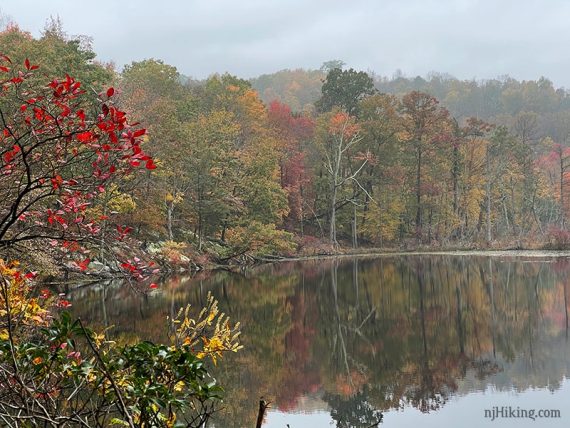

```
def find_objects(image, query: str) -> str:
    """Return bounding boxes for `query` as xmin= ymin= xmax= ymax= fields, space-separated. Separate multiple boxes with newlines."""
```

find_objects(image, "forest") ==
xmin=3 ymin=20 xmax=570 ymax=273
xmin=0 ymin=21 xmax=570 ymax=274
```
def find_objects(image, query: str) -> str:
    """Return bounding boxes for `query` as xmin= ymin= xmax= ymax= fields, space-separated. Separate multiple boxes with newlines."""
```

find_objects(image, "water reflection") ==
xmin=70 ymin=255 xmax=570 ymax=427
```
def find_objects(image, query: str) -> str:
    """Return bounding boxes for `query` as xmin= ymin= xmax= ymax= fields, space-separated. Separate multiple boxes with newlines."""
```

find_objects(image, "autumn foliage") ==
xmin=1 ymin=260 xmax=241 ymax=426
xmin=0 ymin=54 xmax=155 ymax=274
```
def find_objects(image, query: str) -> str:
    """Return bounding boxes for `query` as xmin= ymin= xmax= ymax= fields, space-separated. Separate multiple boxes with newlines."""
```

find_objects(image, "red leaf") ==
xmin=106 ymin=87 xmax=115 ymax=97
xmin=0 ymin=66 xmax=9 ymax=72
xmin=57 ymin=299 xmax=72 ymax=308
xmin=121 ymin=262 xmax=136 ymax=272
xmin=33 ymin=108 xmax=44 ymax=121
xmin=25 ymin=271 xmax=38 ymax=280
xmin=75 ymin=258 xmax=90 ymax=271
xmin=25 ymin=58 xmax=30 ymax=70
xmin=3 ymin=153 xmax=13 ymax=163
xmin=51 ymin=175 xmax=63 ymax=190
xmin=133 ymin=129 xmax=146 ymax=138
xmin=59 ymin=104 xmax=71 ymax=117
xmin=76 ymin=131 xmax=93 ymax=143
xmin=145 ymin=159 xmax=157 ymax=170
xmin=149 ymin=283 xmax=158 ymax=289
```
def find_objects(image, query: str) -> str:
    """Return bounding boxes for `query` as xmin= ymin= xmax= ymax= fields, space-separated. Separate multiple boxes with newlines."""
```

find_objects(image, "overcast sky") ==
xmin=2 ymin=0 xmax=570 ymax=87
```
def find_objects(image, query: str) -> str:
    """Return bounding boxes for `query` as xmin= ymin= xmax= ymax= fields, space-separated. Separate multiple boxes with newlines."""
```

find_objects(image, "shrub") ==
xmin=545 ymin=226 xmax=570 ymax=249
xmin=225 ymin=221 xmax=296 ymax=257
xmin=0 ymin=260 xmax=241 ymax=427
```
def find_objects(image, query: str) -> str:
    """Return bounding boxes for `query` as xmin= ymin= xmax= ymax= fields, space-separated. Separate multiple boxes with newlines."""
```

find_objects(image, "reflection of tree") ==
xmin=276 ymin=273 xmax=321 ymax=411
xmin=552 ymin=259 xmax=570 ymax=338
xmin=404 ymin=260 xmax=457 ymax=412
xmin=325 ymin=388 xmax=383 ymax=428
xmin=68 ymin=255 xmax=570 ymax=426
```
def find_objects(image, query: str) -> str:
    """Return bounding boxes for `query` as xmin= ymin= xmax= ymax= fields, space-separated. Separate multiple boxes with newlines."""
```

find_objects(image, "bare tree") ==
xmin=320 ymin=112 xmax=371 ymax=246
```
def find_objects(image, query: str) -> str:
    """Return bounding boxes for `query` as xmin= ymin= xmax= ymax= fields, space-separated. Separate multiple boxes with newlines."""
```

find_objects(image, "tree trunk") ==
xmin=561 ymin=152 xmax=565 ymax=227
xmin=330 ymin=140 xmax=342 ymax=247
xmin=166 ymin=202 xmax=174 ymax=241
xmin=197 ymin=207 xmax=203 ymax=251
xmin=452 ymin=144 xmax=459 ymax=214
xmin=330 ymin=184 xmax=337 ymax=246
xmin=416 ymin=144 xmax=422 ymax=241
xmin=300 ymin=184 xmax=305 ymax=236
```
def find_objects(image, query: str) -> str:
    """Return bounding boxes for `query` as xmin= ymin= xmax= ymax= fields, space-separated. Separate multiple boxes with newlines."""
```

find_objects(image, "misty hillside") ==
xmin=250 ymin=68 xmax=570 ymax=144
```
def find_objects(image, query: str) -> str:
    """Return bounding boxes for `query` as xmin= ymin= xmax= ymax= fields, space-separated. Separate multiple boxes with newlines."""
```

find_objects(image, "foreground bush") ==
xmin=0 ymin=260 xmax=241 ymax=427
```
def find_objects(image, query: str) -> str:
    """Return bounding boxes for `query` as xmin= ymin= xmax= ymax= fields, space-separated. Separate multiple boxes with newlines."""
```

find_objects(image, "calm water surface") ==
xmin=70 ymin=255 xmax=570 ymax=427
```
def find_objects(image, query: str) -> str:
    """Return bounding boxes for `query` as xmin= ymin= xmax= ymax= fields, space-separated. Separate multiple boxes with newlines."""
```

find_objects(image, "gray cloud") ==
xmin=2 ymin=0 xmax=570 ymax=87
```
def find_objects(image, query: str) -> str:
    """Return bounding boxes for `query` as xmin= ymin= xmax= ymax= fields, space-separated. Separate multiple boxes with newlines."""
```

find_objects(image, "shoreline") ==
xmin=250 ymin=248 xmax=570 ymax=265
xmin=208 ymin=247 xmax=570 ymax=272
xmin=54 ymin=247 xmax=570 ymax=285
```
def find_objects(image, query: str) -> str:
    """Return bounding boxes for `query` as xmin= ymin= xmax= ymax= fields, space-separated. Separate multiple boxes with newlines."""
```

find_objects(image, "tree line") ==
xmin=126 ymin=60 xmax=570 ymax=250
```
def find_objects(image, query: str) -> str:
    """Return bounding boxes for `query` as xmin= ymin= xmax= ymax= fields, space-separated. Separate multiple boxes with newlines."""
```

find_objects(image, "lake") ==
xmin=70 ymin=254 xmax=570 ymax=427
